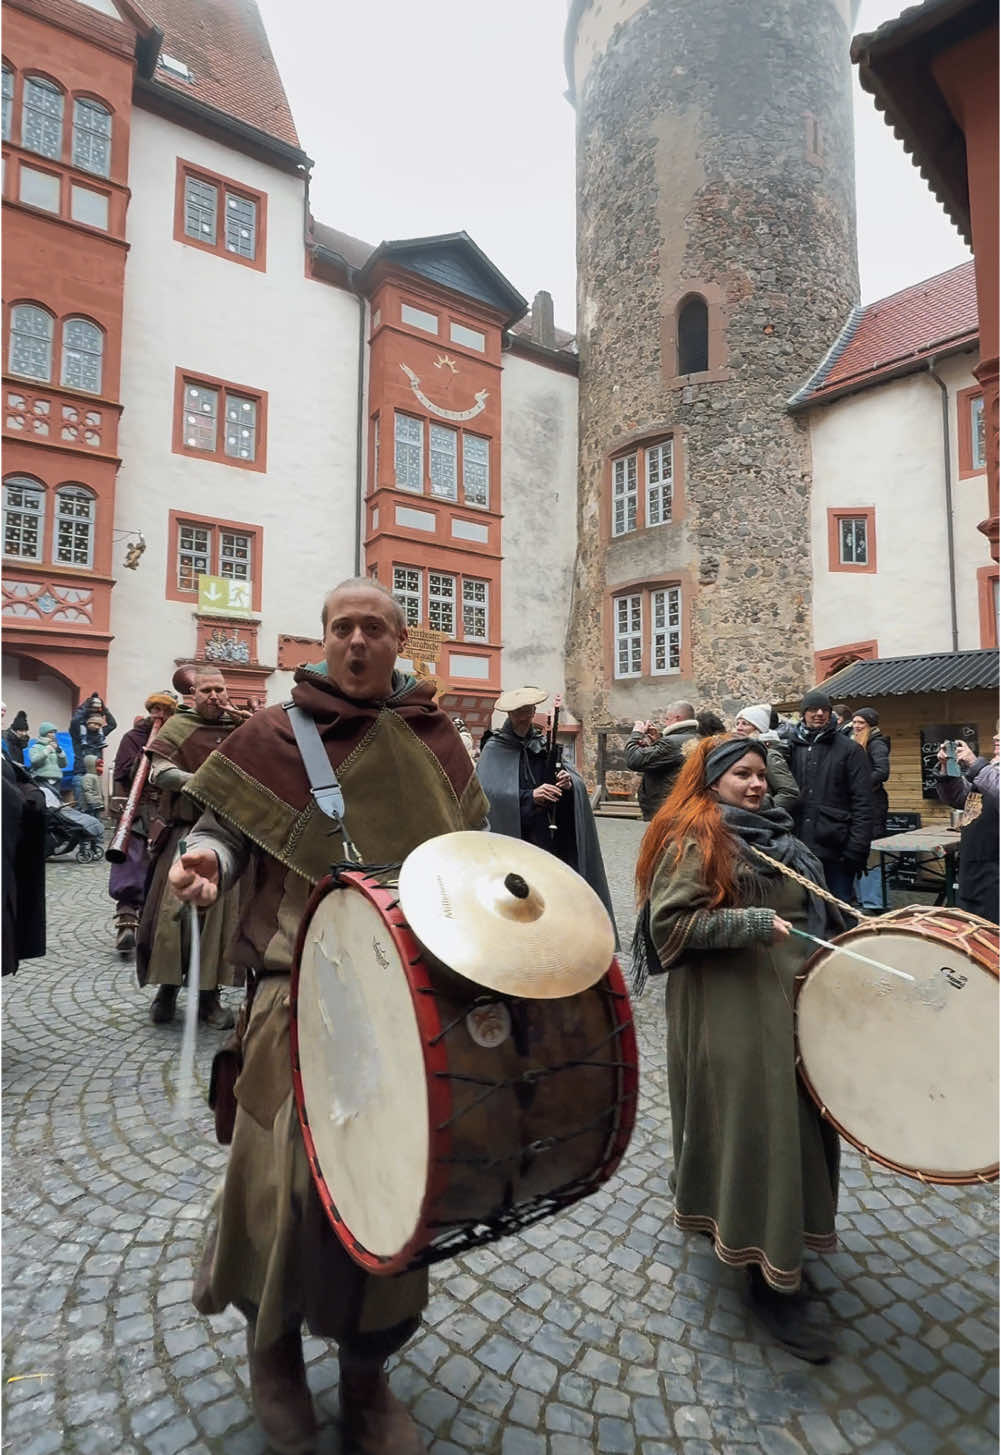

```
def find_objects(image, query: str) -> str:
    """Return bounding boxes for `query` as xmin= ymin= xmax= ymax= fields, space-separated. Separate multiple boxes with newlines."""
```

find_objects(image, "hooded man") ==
xmin=788 ymin=689 xmax=873 ymax=903
xmin=168 ymin=579 xmax=488 ymax=1455
xmin=624 ymin=701 xmax=700 ymax=819
xmin=137 ymin=667 xmax=246 ymax=1028
xmin=475 ymin=686 xmax=616 ymax=929
xmin=108 ymin=691 xmax=177 ymax=955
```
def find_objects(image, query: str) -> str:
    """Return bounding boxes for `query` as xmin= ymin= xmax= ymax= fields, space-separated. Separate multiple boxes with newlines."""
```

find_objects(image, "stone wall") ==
xmin=566 ymin=0 xmax=860 ymax=773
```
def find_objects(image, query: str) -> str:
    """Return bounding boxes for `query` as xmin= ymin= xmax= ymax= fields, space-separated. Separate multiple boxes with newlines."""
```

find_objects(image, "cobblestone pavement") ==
xmin=3 ymin=823 xmax=998 ymax=1455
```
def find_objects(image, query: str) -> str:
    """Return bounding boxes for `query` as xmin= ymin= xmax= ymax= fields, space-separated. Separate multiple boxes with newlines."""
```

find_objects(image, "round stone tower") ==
xmin=565 ymin=0 xmax=861 ymax=772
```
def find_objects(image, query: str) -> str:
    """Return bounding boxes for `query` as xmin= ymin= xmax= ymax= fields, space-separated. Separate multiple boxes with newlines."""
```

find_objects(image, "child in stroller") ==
xmin=37 ymin=781 xmax=104 ymax=862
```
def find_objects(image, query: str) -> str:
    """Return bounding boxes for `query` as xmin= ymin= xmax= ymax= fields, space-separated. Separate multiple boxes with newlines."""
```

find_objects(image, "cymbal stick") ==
xmin=789 ymin=926 xmax=914 ymax=981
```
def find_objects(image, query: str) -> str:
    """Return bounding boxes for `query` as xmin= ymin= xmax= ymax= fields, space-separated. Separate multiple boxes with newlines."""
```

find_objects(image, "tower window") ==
xmin=677 ymin=295 xmax=709 ymax=375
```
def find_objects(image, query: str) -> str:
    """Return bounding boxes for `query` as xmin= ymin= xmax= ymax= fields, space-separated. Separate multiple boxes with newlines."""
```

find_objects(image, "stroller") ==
xmin=37 ymin=781 xmax=104 ymax=862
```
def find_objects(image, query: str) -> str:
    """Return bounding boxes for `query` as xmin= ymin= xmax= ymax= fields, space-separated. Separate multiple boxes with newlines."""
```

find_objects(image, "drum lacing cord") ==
xmin=744 ymin=845 xmax=866 ymax=921
xmin=431 ymin=1021 xmax=635 ymax=1134
xmin=433 ymin=1094 xmax=638 ymax=1172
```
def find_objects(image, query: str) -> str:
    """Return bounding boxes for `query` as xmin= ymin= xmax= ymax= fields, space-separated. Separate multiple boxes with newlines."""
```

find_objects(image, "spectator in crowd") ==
xmin=850 ymin=708 xmax=891 ymax=912
xmin=625 ymin=701 xmax=700 ymax=820
xmin=832 ymin=703 xmax=854 ymax=736
xmin=788 ymin=690 xmax=873 ymax=903
xmin=79 ymin=754 xmax=106 ymax=816
xmin=70 ymin=693 xmax=116 ymax=810
xmin=695 ymin=709 xmax=727 ymax=737
xmin=2 ymin=709 xmax=31 ymax=766
xmin=733 ymin=704 xmax=800 ymax=814
xmin=936 ymin=730 xmax=999 ymax=924
xmin=29 ymin=723 xmax=67 ymax=789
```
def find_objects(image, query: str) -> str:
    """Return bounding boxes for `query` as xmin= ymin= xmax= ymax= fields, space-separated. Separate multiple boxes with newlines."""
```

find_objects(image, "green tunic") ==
xmin=650 ymin=840 xmax=839 ymax=1292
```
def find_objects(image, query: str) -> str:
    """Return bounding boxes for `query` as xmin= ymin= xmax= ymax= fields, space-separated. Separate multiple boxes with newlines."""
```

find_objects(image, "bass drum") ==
xmin=795 ymin=906 xmax=999 ymax=1185
xmin=290 ymin=869 xmax=638 ymax=1274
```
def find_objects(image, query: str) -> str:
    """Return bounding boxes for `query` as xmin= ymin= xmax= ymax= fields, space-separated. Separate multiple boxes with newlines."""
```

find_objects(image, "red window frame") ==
xmin=827 ymin=506 xmax=877 ymax=574
xmin=165 ymin=509 xmax=263 ymax=611
xmin=173 ymin=158 xmax=268 ymax=272
xmin=172 ymin=368 xmax=268 ymax=473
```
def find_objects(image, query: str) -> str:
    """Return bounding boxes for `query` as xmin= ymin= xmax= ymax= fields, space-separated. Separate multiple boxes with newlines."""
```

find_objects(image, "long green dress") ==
xmin=649 ymin=839 xmax=839 ymax=1292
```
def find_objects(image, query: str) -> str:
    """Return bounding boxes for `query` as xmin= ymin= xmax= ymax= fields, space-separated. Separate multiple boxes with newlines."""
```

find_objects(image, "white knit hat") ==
xmin=735 ymin=704 xmax=771 ymax=736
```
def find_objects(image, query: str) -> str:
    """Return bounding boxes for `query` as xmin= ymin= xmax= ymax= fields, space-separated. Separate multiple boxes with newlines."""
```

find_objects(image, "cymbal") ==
xmin=398 ymin=832 xmax=616 ymax=999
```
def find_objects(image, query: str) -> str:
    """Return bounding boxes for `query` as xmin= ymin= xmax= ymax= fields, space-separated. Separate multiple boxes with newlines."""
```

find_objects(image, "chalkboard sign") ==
xmin=919 ymin=723 xmax=979 ymax=800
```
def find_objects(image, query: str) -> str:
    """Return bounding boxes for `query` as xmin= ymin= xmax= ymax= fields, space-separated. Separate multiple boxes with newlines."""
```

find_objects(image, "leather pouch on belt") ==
xmin=208 ymin=999 xmax=248 ymax=1145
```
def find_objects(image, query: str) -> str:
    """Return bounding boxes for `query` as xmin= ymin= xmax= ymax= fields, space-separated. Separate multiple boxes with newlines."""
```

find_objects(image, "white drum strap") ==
xmin=745 ymin=845 xmax=864 ymax=921
xmin=284 ymin=702 xmax=358 ymax=860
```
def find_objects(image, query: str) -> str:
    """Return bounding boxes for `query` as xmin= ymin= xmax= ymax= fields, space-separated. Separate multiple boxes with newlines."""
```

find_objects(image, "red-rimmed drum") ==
xmin=795 ymin=906 xmax=999 ymax=1185
xmin=290 ymin=869 xmax=638 ymax=1274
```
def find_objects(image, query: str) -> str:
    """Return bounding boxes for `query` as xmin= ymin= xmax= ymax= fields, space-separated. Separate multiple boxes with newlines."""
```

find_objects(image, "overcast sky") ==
xmin=257 ymin=0 xmax=971 ymax=328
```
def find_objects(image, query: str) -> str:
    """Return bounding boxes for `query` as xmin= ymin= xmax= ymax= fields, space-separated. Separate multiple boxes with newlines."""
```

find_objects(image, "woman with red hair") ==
xmin=636 ymin=734 xmax=844 ymax=1363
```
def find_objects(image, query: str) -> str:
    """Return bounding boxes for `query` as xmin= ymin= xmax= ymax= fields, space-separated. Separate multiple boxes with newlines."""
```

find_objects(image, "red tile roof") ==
xmin=790 ymin=259 xmax=978 ymax=408
xmin=141 ymin=0 xmax=301 ymax=149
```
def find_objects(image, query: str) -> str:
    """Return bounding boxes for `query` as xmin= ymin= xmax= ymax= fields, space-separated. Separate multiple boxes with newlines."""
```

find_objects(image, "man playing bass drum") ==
xmin=168 ymin=578 xmax=489 ymax=1455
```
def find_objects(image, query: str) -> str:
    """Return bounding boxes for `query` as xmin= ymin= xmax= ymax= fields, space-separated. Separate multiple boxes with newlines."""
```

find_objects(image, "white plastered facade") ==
xmin=110 ymin=107 xmax=360 ymax=721
xmin=808 ymin=348 xmax=993 ymax=661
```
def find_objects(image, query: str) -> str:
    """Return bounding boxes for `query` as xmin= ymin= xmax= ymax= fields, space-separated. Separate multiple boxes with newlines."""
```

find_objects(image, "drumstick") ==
xmin=176 ymin=838 xmax=201 ymax=1120
xmin=788 ymin=926 xmax=915 ymax=981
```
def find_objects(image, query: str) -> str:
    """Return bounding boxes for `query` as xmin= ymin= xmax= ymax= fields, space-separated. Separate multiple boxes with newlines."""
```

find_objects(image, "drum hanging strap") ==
xmin=284 ymin=702 xmax=359 ymax=861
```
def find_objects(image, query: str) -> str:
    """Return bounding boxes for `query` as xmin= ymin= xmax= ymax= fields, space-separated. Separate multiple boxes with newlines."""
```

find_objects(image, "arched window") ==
xmin=54 ymin=484 xmax=95 ymax=568
xmin=61 ymin=318 xmax=103 ymax=394
xmin=677 ymin=295 xmax=709 ymax=375
xmin=3 ymin=475 xmax=45 ymax=561
xmin=21 ymin=76 xmax=64 ymax=159
xmin=2 ymin=65 xmax=14 ymax=142
xmin=9 ymin=303 xmax=54 ymax=382
xmin=72 ymin=97 xmax=111 ymax=177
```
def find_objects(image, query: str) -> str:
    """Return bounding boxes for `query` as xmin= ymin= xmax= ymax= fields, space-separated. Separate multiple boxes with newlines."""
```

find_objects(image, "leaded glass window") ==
xmin=54 ymin=485 xmax=94 ymax=567
xmin=2 ymin=66 xmax=13 ymax=142
xmin=183 ymin=383 xmax=218 ymax=452
xmin=392 ymin=566 xmax=421 ymax=627
xmin=651 ymin=587 xmax=681 ymax=674
xmin=429 ymin=424 xmax=457 ymax=500
xmin=3 ymin=476 xmax=44 ymax=561
xmin=972 ymin=394 xmax=986 ymax=472
xmin=224 ymin=191 xmax=256 ymax=260
xmin=178 ymin=524 xmax=210 ymax=590
xmin=9 ymin=304 xmax=53 ymax=382
xmin=394 ymin=413 xmax=423 ymax=492
xmin=462 ymin=578 xmax=488 ymax=641
xmin=612 ymin=453 xmax=637 ymax=536
xmin=22 ymin=77 xmax=63 ymax=159
xmin=224 ymin=394 xmax=257 ymax=461
xmin=428 ymin=572 xmax=455 ymax=635
xmin=184 ymin=174 xmax=217 ymax=244
xmin=839 ymin=516 xmax=868 ymax=566
xmin=71 ymin=98 xmax=111 ymax=177
xmin=61 ymin=318 xmax=103 ymax=394
xmin=614 ymin=594 xmax=642 ymax=678
xmin=646 ymin=441 xmax=673 ymax=526
xmin=220 ymin=530 xmax=251 ymax=580
xmin=463 ymin=433 xmax=488 ymax=507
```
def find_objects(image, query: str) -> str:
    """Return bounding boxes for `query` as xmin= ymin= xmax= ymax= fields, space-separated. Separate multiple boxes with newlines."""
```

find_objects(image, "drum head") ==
xmin=295 ymin=888 xmax=429 ymax=1258
xmin=797 ymin=928 xmax=999 ymax=1181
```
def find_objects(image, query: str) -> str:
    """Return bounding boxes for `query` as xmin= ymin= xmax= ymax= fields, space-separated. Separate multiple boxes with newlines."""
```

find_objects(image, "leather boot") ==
xmin=339 ymin=1354 xmax=427 ymax=1454
xmin=246 ymin=1324 xmax=318 ymax=1455
xmin=747 ymin=1267 xmax=833 ymax=1363
xmin=114 ymin=910 xmax=138 ymax=957
xmin=150 ymin=984 xmax=178 ymax=1024
xmin=198 ymin=989 xmax=235 ymax=1029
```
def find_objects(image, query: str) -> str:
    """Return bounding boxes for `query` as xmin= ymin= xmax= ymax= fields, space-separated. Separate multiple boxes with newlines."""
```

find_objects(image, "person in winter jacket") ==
xmin=28 ymin=723 xmax=67 ymax=787
xmin=2 ymin=709 xmax=31 ymax=766
xmin=70 ymin=693 xmax=116 ymax=809
xmin=625 ymin=702 xmax=700 ymax=820
xmin=788 ymin=690 xmax=873 ymax=903
xmin=733 ymin=704 xmax=800 ymax=815
xmin=850 ymin=707 xmax=891 ymax=910
xmin=935 ymin=730 xmax=999 ymax=924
